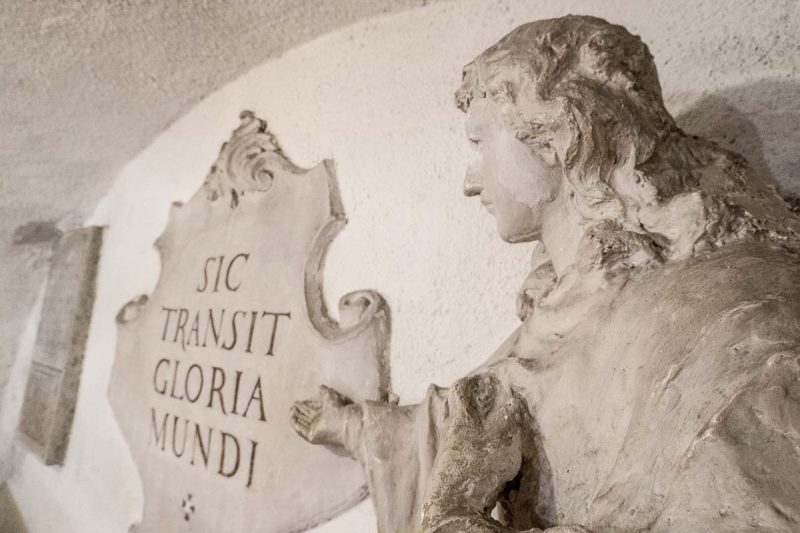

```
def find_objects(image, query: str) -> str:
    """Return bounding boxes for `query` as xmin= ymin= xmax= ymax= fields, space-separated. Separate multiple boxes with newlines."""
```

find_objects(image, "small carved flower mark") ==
xmin=181 ymin=493 xmax=196 ymax=521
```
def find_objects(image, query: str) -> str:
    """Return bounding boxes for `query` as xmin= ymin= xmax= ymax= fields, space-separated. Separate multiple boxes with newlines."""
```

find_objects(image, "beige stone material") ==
xmin=293 ymin=16 xmax=800 ymax=532
xmin=17 ymin=226 xmax=103 ymax=466
xmin=109 ymin=112 xmax=390 ymax=532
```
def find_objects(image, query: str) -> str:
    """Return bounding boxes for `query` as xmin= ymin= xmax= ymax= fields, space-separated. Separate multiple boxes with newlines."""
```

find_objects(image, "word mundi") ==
xmin=149 ymin=407 xmax=259 ymax=488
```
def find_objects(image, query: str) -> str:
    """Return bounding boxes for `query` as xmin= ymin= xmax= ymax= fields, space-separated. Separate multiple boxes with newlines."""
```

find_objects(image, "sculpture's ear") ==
xmin=511 ymin=92 xmax=570 ymax=167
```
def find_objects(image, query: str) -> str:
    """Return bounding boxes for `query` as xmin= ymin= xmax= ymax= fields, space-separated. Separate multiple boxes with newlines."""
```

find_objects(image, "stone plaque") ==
xmin=109 ymin=112 xmax=390 ymax=532
xmin=18 ymin=226 xmax=103 ymax=465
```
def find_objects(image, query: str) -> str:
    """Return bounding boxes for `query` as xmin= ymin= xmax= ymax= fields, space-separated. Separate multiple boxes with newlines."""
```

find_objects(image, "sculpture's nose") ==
xmin=463 ymin=166 xmax=482 ymax=197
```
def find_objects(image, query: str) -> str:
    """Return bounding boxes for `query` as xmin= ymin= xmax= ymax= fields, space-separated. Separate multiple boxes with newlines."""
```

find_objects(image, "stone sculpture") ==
xmin=292 ymin=15 xmax=800 ymax=532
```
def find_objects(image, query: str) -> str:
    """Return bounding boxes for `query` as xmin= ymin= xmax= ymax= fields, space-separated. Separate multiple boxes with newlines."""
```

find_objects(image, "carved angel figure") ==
xmin=292 ymin=16 xmax=800 ymax=532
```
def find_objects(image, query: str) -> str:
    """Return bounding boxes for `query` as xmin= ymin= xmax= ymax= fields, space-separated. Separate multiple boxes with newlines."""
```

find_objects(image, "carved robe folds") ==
xmin=290 ymin=15 xmax=800 ymax=532
xmin=349 ymin=242 xmax=800 ymax=532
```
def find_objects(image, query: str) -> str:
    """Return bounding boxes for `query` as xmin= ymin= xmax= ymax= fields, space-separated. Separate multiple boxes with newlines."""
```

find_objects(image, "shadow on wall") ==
xmin=675 ymin=78 xmax=800 ymax=200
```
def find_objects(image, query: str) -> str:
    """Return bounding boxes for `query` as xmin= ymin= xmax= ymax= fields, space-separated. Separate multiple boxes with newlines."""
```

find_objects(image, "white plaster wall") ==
xmin=6 ymin=0 xmax=800 ymax=531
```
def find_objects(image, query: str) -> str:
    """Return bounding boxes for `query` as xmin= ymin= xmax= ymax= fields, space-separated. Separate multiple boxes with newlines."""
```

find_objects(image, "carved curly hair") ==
xmin=456 ymin=15 xmax=800 ymax=262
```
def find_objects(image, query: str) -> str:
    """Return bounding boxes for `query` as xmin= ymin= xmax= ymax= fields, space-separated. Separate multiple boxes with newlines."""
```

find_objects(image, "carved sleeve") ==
xmin=354 ymin=384 xmax=450 ymax=532
xmin=421 ymin=374 xmax=527 ymax=533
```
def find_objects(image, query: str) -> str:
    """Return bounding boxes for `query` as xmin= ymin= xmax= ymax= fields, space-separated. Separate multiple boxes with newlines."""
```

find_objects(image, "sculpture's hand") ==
xmin=423 ymin=375 xmax=593 ymax=533
xmin=291 ymin=385 xmax=362 ymax=451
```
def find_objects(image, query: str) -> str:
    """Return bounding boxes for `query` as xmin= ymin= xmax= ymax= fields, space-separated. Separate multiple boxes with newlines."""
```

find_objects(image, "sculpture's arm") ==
xmin=291 ymin=379 xmax=591 ymax=532
xmin=421 ymin=375 xmax=522 ymax=532
xmin=422 ymin=375 xmax=591 ymax=533
xmin=293 ymin=384 xmax=450 ymax=532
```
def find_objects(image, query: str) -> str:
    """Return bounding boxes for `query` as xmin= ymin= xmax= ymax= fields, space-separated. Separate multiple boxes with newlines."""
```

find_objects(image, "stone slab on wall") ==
xmin=108 ymin=113 xmax=390 ymax=532
xmin=17 ymin=226 xmax=103 ymax=465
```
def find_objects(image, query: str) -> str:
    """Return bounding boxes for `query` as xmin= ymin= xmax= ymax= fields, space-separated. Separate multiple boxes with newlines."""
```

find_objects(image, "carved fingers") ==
xmin=290 ymin=385 xmax=359 ymax=450
xmin=290 ymin=400 xmax=321 ymax=442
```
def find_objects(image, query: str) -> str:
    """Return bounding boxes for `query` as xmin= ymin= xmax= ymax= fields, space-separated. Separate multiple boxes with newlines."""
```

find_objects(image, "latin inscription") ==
xmin=109 ymin=112 xmax=390 ymax=531
xmin=146 ymin=253 xmax=290 ymax=488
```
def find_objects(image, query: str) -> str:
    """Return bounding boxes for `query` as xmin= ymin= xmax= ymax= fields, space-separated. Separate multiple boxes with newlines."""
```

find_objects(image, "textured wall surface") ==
xmin=4 ymin=0 xmax=800 ymax=531
xmin=0 ymin=0 xmax=438 ymax=446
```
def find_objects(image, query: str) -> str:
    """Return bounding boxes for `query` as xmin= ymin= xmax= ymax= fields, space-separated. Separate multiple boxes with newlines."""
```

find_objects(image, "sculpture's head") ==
xmin=456 ymin=15 xmax=800 ymax=262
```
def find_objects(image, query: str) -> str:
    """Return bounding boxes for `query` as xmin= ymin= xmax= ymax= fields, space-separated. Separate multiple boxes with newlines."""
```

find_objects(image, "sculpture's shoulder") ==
xmin=649 ymin=348 xmax=800 ymax=532
xmin=614 ymin=241 xmax=800 ymax=418
xmin=582 ymin=243 xmax=800 ymax=530
xmin=644 ymin=240 xmax=798 ymax=298
xmin=592 ymin=346 xmax=800 ymax=532
xmin=622 ymin=241 xmax=800 ymax=343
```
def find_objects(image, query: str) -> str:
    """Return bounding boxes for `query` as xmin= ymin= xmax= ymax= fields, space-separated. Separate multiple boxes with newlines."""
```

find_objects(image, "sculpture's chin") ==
xmin=492 ymin=203 xmax=544 ymax=243
xmin=498 ymin=225 xmax=540 ymax=244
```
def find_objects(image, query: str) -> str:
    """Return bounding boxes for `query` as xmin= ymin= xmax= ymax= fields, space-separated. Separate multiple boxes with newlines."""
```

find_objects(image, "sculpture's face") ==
xmin=464 ymin=98 xmax=561 ymax=242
